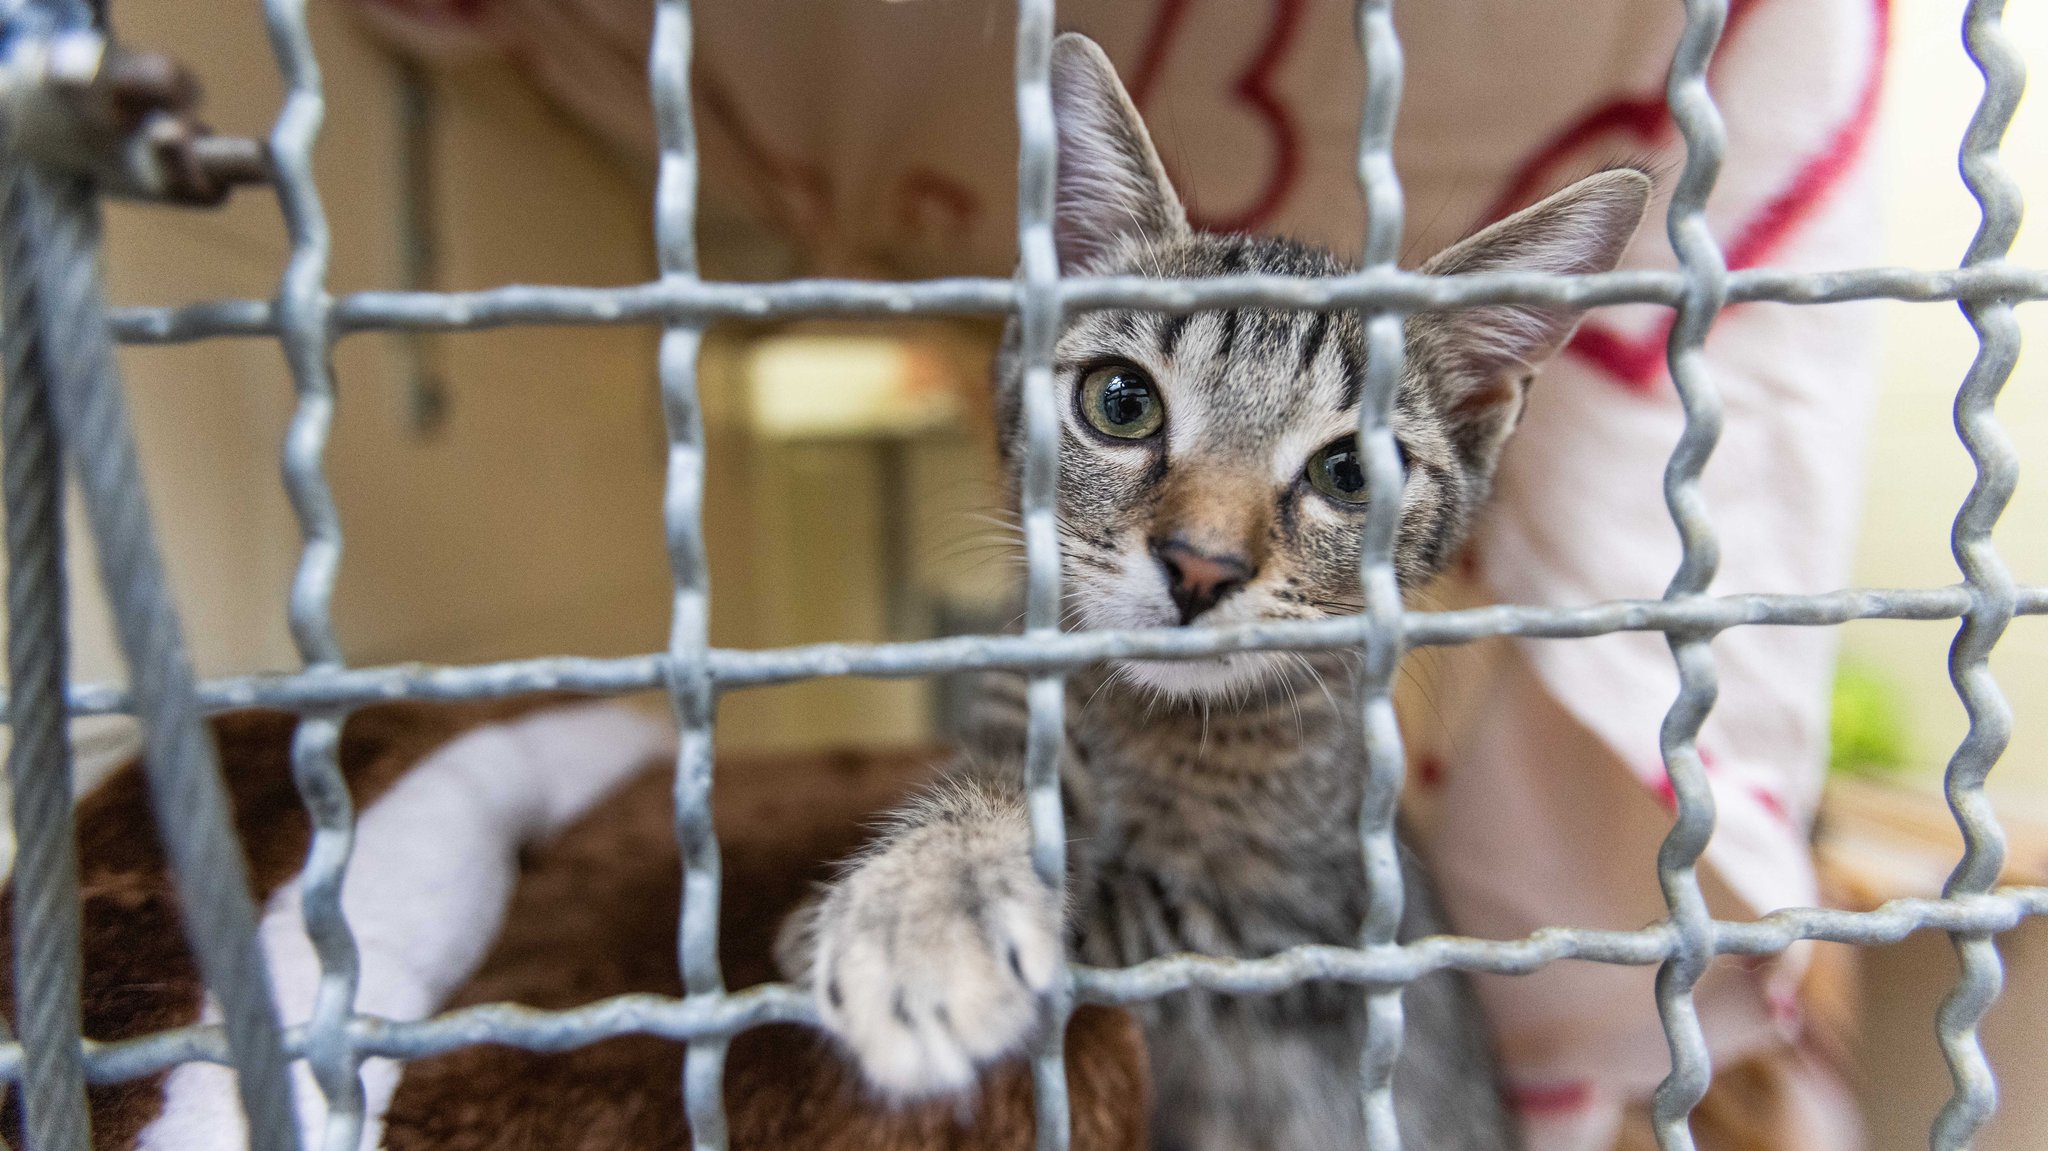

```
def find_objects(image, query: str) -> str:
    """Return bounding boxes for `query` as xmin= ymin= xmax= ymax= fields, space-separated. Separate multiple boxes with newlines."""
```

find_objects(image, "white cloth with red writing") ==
xmin=345 ymin=1 xmax=1884 ymax=1145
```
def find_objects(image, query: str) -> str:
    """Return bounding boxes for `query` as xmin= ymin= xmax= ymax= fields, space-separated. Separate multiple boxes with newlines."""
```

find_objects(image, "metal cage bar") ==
xmin=1010 ymin=3 xmax=1076 ymax=1150
xmin=262 ymin=0 xmax=369 ymax=1147
xmin=0 ymin=0 xmax=2040 ymax=1149
xmin=11 ymin=887 xmax=2048 ymax=1088
xmin=2 ymin=585 xmax=2045 ymax=723
xmin=2 ymin=158 xmax=92 ymax=1151
xmin=1930 ymin=0 xmax=2027 ymax=1146
xmin=1350 ymin=0 xmax=1410 ymax=1146
xmin=96 ymin=263 xmax=2048 ymax=345
xmin=1646 ymin=0 xmax=1732 ymax=1144
xmin=0 ymin=0 xmax=307 ymax=1136
xmin=645 ymin=3 xmax=733 ymax=1149
xmin=0 ymin=156 xmax=302 ymax=1151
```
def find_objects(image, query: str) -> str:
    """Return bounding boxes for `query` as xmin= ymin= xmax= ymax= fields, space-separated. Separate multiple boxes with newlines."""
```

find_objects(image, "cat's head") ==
xmin=994 ymin=33 xmax=1649 ymax=699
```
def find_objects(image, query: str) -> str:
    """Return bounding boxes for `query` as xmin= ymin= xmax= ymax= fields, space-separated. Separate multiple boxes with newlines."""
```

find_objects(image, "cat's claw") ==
xmin=797 ymin=829 xmax=1063 ymax=1099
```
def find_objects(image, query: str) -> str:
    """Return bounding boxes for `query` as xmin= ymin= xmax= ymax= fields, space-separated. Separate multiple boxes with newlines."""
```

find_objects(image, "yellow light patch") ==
xmin=746 ymin=334 xmax=961 ymax=440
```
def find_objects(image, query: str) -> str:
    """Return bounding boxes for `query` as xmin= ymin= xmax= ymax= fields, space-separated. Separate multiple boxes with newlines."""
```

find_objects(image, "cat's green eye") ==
xmin=1306 ymin=438 xmax=1371 ymax=505
xmin=1078 ymin=364 xmax=1164 ymax=440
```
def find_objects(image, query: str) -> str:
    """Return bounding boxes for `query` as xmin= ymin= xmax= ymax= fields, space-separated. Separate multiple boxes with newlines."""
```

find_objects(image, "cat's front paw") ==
xmin=798 ymin=824 xmax=1063 ymax=1099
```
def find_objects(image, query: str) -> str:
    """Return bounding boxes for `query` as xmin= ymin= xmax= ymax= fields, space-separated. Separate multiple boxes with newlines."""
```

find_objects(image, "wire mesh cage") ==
xmin=0 ymin=0 xmax=2042 ymax=1150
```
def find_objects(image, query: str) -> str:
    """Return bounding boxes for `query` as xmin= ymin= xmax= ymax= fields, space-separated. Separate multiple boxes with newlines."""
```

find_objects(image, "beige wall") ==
xmin=0 ymin=9 xmax=1011 ymax=834
xmin=78 ymin=2 xmax=678 ymax=683
xmin=0 ymin=0 xmax=1002 ymax=801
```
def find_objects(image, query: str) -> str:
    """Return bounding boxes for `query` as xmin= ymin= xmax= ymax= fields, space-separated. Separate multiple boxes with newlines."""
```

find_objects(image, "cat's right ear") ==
xmin=1050 ymin=33 xmax=1189 ymax=273
xmin=1414 ymin=167 xmax=1652 ymax=470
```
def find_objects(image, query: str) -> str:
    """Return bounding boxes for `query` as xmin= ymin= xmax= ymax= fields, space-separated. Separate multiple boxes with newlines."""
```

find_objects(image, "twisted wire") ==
xmin=1649 ymin=0 xmax=1733 ymax=1144
xmin=259 ymin=0 xmax=366 ymax=1146
xmin=1350 ymin=0 xmax=1409 ymax=1145
xmin=1929 ymin=0 xmax=2025 ymax=1145
xmin=6 ymin=885 xmax=2046 ymax=1092
xmin=97 ymin=262 xmax=2048 ymax=346
xmin=3 ymin=164 xmax=300 ymax=1151
xmin=1012 ymin=4 xmax=1074 ymax=1149
xmin=0 ymin=583 xmax=2041 ymax=721
xmin=645 ymin=2 xmax=731 ymax=1146
xmin=1 ymin=157 xmax=91 ymax=1151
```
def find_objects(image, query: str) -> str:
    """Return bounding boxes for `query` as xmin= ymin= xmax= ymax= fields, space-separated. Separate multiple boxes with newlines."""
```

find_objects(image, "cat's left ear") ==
xmin=1050 ymin=33 xmax=1189 ymax=273
xmin=1415 ymin=167 xmax=1652 ymax=467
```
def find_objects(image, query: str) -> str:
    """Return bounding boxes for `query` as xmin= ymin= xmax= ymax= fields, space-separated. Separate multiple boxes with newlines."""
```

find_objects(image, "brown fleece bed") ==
xmin=0 ymin=698 xmax=1149 ymax=1150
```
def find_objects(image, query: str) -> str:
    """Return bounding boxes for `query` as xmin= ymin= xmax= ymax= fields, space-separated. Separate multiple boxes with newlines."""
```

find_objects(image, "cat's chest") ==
xmin=1067 ymin=721 xmax=1369 ymax=955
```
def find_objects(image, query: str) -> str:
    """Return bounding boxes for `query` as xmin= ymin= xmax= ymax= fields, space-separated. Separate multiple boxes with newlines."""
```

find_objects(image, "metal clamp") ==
xmin=0 ymin=20 xmax=269 ymax=204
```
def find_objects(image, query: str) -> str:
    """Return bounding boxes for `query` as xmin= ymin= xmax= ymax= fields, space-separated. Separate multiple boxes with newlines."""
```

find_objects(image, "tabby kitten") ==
xmin=780 ymin=33 xmax=1649 ymax=1151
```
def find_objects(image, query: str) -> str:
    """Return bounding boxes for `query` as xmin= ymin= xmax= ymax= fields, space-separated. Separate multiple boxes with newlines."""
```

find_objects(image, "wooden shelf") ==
xmin=1817 ymin=777 xmax=2048 ymax=912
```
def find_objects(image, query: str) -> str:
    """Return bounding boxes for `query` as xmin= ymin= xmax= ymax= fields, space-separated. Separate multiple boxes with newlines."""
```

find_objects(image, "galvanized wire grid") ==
xmin=0 ymin=0 xmax=2044 ymax=1149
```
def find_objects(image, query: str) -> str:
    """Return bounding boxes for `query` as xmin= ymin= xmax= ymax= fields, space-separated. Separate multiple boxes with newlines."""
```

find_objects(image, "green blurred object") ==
xmin=1830 ymin=659 xmax=1911 ymax=778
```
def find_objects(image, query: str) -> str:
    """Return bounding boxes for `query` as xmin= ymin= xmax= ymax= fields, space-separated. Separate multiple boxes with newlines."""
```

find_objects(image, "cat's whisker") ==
xmin=1394 ymin=660 xmax=1455 ymax=748
xmin=1288 ymin=652 xmax=1342 ymax=718
xmin=1400 ymin=646 xmax=1483 ymax=767
xmin=1081 ymin=668 xmax=1120 ymax=717
xmin=1265 ymin=655 xmax=1308 ymax=743
xmin=929 ymin=537 xmax=1026 ymax=570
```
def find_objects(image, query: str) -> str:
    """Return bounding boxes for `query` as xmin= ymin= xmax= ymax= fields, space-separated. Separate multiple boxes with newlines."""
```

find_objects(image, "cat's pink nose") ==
xmin=1151 ymin=539 xmax=1252 ymax=624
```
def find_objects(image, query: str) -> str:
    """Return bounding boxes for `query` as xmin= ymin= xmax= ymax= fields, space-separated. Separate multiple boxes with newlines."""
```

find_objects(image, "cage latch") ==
xmin=0 ymin=20 xmax=270 ymax=205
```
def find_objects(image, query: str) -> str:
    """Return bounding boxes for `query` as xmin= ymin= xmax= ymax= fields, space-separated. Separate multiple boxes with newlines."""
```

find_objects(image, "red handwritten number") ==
xmin=1490 ymin=0 xmax=1891 ymax=392
xmin=1130 ymin=0 xmax=1306 ymax=234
